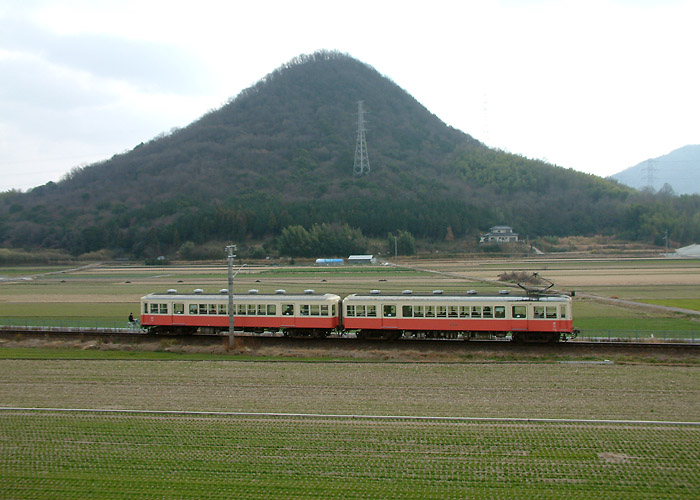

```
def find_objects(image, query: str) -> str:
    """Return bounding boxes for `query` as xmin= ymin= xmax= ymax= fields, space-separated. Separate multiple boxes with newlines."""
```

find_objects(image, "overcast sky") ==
xmin=1 ymin=0 xmax=698 ymax=192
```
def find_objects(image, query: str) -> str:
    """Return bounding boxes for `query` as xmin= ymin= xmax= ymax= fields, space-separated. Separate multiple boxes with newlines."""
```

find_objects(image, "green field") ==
xmin=2 ymin=411 xmax=697 ymax=500
xmin=0 ymin=357 xmax=698 ymax=499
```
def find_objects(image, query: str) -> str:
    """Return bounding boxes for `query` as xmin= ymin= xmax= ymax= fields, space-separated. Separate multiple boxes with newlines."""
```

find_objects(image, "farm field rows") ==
xmin=1 ymin=358 xmax=699 ymax=499
xmin=1 ymin=410 xmax=697 ymax=500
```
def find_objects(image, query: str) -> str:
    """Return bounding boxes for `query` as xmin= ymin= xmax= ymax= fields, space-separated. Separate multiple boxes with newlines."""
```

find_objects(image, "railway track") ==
xmin=1 ymin=326 xmax=698 ymax=360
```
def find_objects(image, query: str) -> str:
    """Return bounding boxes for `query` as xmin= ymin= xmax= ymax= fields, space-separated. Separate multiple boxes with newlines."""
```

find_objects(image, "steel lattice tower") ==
xmin=353 ymin=101 xmax=370 ymax=176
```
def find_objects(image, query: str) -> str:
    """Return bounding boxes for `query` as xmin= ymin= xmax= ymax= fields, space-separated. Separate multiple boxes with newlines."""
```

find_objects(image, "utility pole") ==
xmin=226 ymin=245 xmax=236 ymax=349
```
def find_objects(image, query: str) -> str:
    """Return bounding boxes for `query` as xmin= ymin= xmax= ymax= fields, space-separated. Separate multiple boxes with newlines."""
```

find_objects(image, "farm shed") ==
xmin=348 ymin=255 xmax=375 ymax=264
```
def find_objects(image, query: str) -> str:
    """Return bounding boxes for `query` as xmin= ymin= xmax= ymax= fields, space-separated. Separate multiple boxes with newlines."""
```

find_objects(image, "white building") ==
xmin=480 ymin=226 xmax=519 ymax=243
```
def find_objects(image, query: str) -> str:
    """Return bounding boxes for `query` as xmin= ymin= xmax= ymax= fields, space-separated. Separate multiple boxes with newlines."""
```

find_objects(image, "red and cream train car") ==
xmin=342 ymin=291 xmax=574 ymax=342
xmin=141 ymin=290 xmax=341 ymax=337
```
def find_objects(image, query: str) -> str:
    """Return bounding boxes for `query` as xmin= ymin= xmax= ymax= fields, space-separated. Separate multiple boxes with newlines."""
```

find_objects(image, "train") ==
xmin=140 ymin=288 xmax=576 ymax=343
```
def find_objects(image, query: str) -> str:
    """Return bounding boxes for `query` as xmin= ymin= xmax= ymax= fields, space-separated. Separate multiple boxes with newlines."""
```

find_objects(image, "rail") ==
xmin=0 ymin=318 xmax=698 ymax=343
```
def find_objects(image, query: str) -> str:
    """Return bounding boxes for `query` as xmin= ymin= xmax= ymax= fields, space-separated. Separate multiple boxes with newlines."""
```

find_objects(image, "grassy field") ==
xmin=0 ymin=356 xmax=698 ymax=499
xmin=2 ymin=411 xmax=697 ymax=500
xmin=2 ymin=257 xmax=699 ymax=497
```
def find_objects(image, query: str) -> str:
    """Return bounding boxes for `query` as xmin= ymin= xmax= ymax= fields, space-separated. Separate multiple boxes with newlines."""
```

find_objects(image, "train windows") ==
xmin=144 ymin=303 xmax=148 ymax=314
xmin=495 ymin=306 xmax=506 ymax=318
xmin=402 ymin=305 xmax=413 ymax=317
xmin=546 ymin=307 xmax=557 ymax=319
xmin=471 ymin=306 xmax=482 ymax=318
xmin=320 ymin=305 xmax=328 ymax=316
xmin=346 ymin=305 xmax=355 ymax=317
xmin=218 ymin=304 xmax=227 ymax=315
xmin=174 ymin=303 xmax=184 ymax=315
xmin=332 ymin=304 xmax=337 ymax=316
xmin=459 ymin=306 xmax=469 ymax=318
xmin=237 ymin=304 xmax=246 ymax=315
xmin=512 ymin=306 xmax=526 ymax=319
xmin=560 ymin=306 xmax=567 ymax=319
xmin=310 ymin=305 xmax=320 ymax=316
xmin=247 ymin=304 xmax=256 ymax=315
xmin=437 ymin=306 xmax=447 ymax=318
xmin=268 ymin=304 xmax=277 ymax=315
xmin=426 ymin=306 xmax=435 ymax=318
xmin=367 ymin=305 xmax=377 ymax=317
xmin=283 ymin=304 xmax=294 ymax=316
xmin=414 ymin=306 xmax=424 ymax=317
xmin=483 ymin=306 xmax=493 ymax=319
xmin=356 ymin=305 xmax=366 ymax=317
xmin=301 ymin=305 xmax=310 ymax=316
xmin=150 ymin=303 xmax=159 ymax=314
xmin=190 ymin=304 xmax=198 ymax=315
xmin=198 ymin=304 xmax=207 ymax=315
xmin=534 ymin=306 xmax=545 ymax=319
xmin=384 ymin=305 xmax=396 ymax=317
xmin=209 ymin=304 xmax=217 ymax=314
xmin=448 ymin=306 xmax=459 ymax=318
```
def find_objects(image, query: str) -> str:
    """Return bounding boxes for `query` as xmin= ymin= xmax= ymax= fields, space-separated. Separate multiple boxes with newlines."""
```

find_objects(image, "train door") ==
xmin=280 ymin=302 xmax=296 ymax=328
xmin=382 ymin=303 xmax=400 ymax=330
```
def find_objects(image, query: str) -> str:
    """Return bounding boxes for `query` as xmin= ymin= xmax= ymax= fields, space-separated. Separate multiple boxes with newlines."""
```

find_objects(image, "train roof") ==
xmin=142 ymin=291 xmax=341 ymax=301
xmin=344 ymin=292 xmax=571 ymax=302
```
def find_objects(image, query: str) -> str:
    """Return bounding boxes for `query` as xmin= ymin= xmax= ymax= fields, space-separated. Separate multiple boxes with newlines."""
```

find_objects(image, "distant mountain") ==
xmin=610 ymin=145 xmax=700 ymax=195
xmin=1 ymin=50 xmax=699 ymax=257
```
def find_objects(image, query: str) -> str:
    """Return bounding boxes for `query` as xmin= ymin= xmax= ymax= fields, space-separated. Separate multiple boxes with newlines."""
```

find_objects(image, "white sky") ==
xmin=1 ymin=0 xmax=698 ymax=192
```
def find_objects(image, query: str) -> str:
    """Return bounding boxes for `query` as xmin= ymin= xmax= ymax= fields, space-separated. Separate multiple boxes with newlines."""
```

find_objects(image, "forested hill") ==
xmin=1 ymin=50 xmax=699 ymax=257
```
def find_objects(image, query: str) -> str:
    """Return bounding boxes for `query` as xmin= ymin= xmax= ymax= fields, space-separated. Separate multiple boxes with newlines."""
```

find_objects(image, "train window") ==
xmin=495 ymin=306 xmax=505 ymax=318
xmin=426 ymin=306 xmax=435 ymax=318
xmin=332 ymin=304 xmax=337 ymax=316
xmin=402 ymin=305 xmax=412 ymax=317
xmin=320 ymin=305 xmax=328 ymax=316
xmin=257 ymin=304 xmax=266 ymax=315
xmin=346 ymin=305 xmax=355 ymax=317
xmin=471 ymin=306 xmax=481 ymax=318
xmin=448 ymin=306 xmax=459 ymax=318
xmin=268 ymin=304 xmax=277 ymax=315
xmin=174 ymin=303 xmax=184 ymax=315
xmin=310 ymin=305 xmax=320 ymax=316
xmin=560 ymin=306 xmax=567 ymax=319
xmin=546 ymin=307 xmax=557 ymax=319
xmin=437 ymin=306 xmax=447 ymax=318
xmin=301 ymin=304 xmax=310 ymax=316
xmin=198 ymin=304 xmax=207 ymax=315
xmin=237 ymin=304 xmax=246 ymax=315
xmin=282 ymin=304 xmax=293 ymax=316
xmin=483 ymin=306 xmax=493 ymax=318
xmin=247 ymin=304 xmax=256 ymax=315
xmin=150 ymin=303 xmax=158 ymax=314
xmin=367 ymin=305 xmax=377 ymax=317
xmin=209 ymin=304 xmax=217 ymax=314
xmin=160 ymin=304 xmax=168 ymax=314
xmin=414 ymin=306 xmax=424 ymax=318
xmin=384 ymin=305 xmax=396 ymax=317
xmin=218 ymin=304 xmax=227 ymax=315
xmin=512 ymin=306 xmax=526 ymax=319
xmin=534 ymin=306 xmax=545 ymax=319
xmin=143 ymin=303 xmax=148 ymax=314
xmin=459 ymin=306 xmax=469 ymax=318
xmin=189 ymin=304 xmax=198 ymax=315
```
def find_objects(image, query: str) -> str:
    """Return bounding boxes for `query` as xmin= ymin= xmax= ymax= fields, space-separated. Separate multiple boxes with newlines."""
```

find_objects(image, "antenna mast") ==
xmin=353 ymin=101 xmax=370 ymax=176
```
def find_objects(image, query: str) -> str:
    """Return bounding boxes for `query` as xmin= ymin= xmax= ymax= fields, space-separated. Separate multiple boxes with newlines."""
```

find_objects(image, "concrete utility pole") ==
xmin=226 ymin=245 xmax=236 ymax=349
